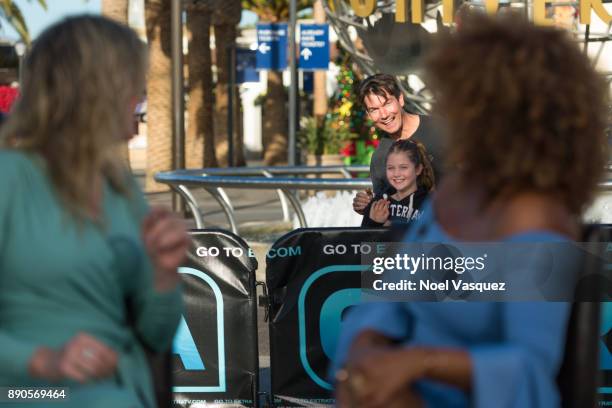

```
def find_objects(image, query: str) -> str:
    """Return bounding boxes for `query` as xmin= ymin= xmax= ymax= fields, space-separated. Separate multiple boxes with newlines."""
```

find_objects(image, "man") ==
xmin=352 ymin=73 xmax=445 ymax=215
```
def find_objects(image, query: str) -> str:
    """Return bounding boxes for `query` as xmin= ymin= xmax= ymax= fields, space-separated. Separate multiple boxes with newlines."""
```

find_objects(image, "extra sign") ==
xmin=299 ymin=24 xmax=330 ymax=70
xmin=256 ymin=23 xmax=288 ymax=70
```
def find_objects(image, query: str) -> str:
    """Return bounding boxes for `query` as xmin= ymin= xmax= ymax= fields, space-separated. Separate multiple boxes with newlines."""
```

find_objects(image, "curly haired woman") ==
xmin=333 ymin=13 xmax=608 ymax=408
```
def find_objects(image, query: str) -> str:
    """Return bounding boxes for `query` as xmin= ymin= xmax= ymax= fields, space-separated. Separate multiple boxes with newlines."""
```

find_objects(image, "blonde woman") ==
xmin=0 ymin=16 xmax=188 ymax=407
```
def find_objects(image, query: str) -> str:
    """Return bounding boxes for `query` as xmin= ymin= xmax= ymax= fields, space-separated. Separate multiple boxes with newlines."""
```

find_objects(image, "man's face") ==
xmin=364 ymin=91 xmax=404 ymax=135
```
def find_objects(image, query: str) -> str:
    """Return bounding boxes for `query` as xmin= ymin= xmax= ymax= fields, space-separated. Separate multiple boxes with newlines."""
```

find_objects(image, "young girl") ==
xmin=362 ymin=139 xmax=434 ymax=227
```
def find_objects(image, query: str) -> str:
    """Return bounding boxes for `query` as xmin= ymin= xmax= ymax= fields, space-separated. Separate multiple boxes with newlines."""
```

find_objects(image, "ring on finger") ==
xmin=335 ymin=368 xmax=349 ymax=383
xmin=348 ymin=371 xmax=366 ymax=395
xmin=81 ymin=348 xmax=96 ymax=360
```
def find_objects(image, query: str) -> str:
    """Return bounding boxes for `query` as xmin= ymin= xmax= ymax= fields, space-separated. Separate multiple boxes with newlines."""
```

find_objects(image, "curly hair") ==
xmin=425 ymin=14 xmax=609 ymax=215
xmin=386 ymin=139 xmax=435 ymax=191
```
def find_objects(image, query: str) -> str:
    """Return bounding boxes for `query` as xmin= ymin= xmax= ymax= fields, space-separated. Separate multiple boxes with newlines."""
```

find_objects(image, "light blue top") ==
xmin=0 ymin=149 xmax=183 ymax=408
xmin=332 ymin=200 xmax=570 ymax=408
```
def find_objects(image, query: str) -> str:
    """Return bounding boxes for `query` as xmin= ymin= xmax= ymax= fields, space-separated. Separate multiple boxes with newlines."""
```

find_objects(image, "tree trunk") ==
xmin=145 ymin=0 xmax=172 ymax=192
xmin=102 ymin=0 xmax=131 ymax=166
xmin=313 ymin=0 xmax=327 ymax=123
xmin=102 ymin=0 xmax=128 ymax=22
xmin=213 ymin=23 xmax=246 ymax=166
xmin=263 ymin=70 xmax=288 ymax=165
xmin=186 ymin=11 xmax=218 ymax=168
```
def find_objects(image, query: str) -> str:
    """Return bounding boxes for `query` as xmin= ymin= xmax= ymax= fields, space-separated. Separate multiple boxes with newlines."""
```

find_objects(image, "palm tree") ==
xmin=101 ymin=0 xmax=128 ymax=24
xmin=0 ymin=0 xmax=47 ymax=45
xmin=186 ymin=1 xmax=218 ymax=168
xmin=144 ymin=0 xmax=172 ymax=192
xmin=213 ymin=0 xmax=245 ymax=166
xmin=242 ymin=0 xmax=310 ymax=165
xmin=101 ymin=0 xmax=131 ymax=165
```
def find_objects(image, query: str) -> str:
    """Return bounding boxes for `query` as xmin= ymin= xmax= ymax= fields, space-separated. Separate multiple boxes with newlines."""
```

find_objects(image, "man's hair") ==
xmin=357 ymin=73 xmax=402 ymax=107
xmin=426 ymin=13 xmax=609 ymax=215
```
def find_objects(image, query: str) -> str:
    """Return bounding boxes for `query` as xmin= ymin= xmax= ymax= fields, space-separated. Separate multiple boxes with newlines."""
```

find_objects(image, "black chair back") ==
xmin=557 ymin=224 xmax=611 ymax=408
xmin=146 ymin=350 xmax=173 ymax=408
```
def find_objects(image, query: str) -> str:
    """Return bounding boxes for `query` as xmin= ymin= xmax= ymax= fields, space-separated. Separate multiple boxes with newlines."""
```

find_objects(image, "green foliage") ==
xmin=343 ymin=140 xmax=376 ymax=166
xmin=298 ymin=115 xmax=356 ymax=155
xmin=241 ymin=0 xmax=311 ymax=22
xmin=300 ymin=51 xmax=385 ymax=159
xmin=325 ymin=52 xmax=379 ymax=164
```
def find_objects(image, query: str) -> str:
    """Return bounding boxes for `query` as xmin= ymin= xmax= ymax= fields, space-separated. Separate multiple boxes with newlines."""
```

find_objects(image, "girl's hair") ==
xmin=386 ymin=139 xmax=435 ymax=191
xmin=0 ymin=15 xmax=147 ymax=221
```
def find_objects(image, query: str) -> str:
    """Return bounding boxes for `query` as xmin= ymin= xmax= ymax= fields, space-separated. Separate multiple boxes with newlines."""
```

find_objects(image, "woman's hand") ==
xmin=347 ymin=347 xmax=428 ymax=408
xmin=29 ymin=333 xmax=118 ymax=383
xmin=142 ymin=206 xmax=190 ymax=291
xmin=336 ymin=331 xmax=427 ymax=408
xmin=369 ymin=199 xmax=390 ymax=224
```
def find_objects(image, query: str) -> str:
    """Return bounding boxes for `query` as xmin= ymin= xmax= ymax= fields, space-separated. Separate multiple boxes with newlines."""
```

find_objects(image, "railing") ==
xmin=155 ymin=165 xmax=612 ymax=234
xmin=154 ymin=165 xmax=371 ymax=234
xmin=155 ymin=164 xmax=612 ymax=234
xmin=169 ymin=164 xmax=369 ymax=177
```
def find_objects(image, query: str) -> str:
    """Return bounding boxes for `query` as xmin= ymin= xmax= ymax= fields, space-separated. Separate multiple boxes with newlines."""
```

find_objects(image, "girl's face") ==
xmin=386 ymin=151 xmax=421 ymax=194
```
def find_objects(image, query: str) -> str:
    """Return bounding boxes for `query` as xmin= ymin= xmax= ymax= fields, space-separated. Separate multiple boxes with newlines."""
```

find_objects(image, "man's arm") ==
xmin=353 ymin=188 xmax=373 ymax=215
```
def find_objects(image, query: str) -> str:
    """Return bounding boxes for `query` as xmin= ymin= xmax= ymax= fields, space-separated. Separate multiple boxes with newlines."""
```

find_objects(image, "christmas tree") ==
xmin=298 ymin=53 xmax=380 ymax=163
xmin=327 ymin=54 xmax=379 ymax=165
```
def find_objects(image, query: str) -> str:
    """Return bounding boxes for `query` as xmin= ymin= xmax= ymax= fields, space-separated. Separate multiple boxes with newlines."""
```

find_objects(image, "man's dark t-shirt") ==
xmin=370 ymin=115 xmax=445 ymax=197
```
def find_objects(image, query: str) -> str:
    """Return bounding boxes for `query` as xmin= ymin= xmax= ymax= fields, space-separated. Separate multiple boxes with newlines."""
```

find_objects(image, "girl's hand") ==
xmin=30 ymin=333 xmax=118 ymax=383
xmin=369 ymin=199 xmax=390 ymax=224
xmin=142 ymin=206 xmax=190 ymax=291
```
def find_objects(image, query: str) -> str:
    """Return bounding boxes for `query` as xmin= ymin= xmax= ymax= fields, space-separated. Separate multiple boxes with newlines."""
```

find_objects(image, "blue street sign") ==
xmin=299 ymin=24 xmax=330 ymax=70
xmin=256 ymin=23 xmax=288 ymax=71
xmin=236 ymin=48 xmax=258 ymax=84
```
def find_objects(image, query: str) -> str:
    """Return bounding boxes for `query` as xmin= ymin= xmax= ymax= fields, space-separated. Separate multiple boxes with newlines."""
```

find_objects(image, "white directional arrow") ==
xmin=301 ymin=48 xmax=313 ymax=61
xmin=258 ymin=43 xmax=271 ymax=54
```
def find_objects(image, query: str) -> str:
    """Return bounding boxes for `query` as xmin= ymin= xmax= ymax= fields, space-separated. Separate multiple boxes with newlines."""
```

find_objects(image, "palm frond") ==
xmin=30 ymin=0 xmax=47 ymax=11
xmin=0 ymin=1 xmax=31 ymax=44
xmin=0 ymin=0 xmax=48 ymax=44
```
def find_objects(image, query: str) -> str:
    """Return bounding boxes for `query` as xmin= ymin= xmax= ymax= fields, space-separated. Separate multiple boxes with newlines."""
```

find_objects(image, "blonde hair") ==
xmin=1 ymin=15 xmax=147 ymax=221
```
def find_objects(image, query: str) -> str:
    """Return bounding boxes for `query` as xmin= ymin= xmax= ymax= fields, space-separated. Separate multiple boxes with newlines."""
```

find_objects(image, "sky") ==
xmin=1 ymin=0 xmax=101 ymax=41
xmin=0 ymin=1 xmax=257 ymax=43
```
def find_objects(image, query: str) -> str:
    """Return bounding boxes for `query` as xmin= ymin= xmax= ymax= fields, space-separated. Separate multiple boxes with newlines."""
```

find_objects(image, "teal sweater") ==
xmin=0 ymin=149 xmax=182 ymax=407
